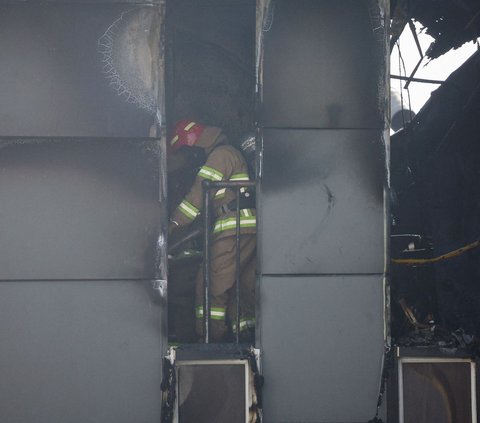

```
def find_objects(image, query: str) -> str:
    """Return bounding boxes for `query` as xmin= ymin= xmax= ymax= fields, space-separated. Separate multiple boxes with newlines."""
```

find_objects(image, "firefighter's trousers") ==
xmin=195 ymin=234 xmax=256 ymax=342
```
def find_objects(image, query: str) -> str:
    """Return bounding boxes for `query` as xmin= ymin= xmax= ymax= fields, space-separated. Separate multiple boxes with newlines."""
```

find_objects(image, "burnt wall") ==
xmin=391 ymin=51 xmax=480 ymax=336
xmin=257 ymin=1 xmax=389 ymax=422
xmin=166 ymin=0 xmax=256 ymax=142
xmin=0 ymin=3 xmax=167 ymax=423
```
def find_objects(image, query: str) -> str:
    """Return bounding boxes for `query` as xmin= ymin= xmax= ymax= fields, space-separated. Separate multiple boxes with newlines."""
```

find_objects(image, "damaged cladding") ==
xmin=0 ymin=0 xmax=444 ymax=422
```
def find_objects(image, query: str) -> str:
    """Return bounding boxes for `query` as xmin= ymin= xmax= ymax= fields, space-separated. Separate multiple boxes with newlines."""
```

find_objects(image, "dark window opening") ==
xmin=165 ymin=0 xmax=257 ymax=345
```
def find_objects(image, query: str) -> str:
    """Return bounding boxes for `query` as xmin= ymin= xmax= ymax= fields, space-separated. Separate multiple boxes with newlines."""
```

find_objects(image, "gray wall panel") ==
xmin=0 ymin=4 xmax=159 ymax=137
xmin=258 ymin=1 xmax=388 ymax=421
xmin=261 ymin=0 xmax=385 ymax=129
xmin=0 ymin=139 xmax=163 ymax=280
xmin=260 ymin=128 xmax=386 ymax=275
xmin=259 ymin=276 xmax=385 ymax=423
xmin=0 ymin=280 xmax=165 ymax=423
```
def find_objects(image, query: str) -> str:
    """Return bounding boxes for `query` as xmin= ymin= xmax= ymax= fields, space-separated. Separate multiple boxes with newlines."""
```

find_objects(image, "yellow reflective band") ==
xmin=232 ymin=318 xmax=255 ymax=333
xmin=178 ymin=200 xmax=200 ymax=220
xmin=240 ymin=208 xmax=253 ymax=217
xmin=230 ymin=173 xmax=250 ymax=181
xmin=214 ymin=171 xmax=250 ymax=197
xmin=198 ymin=166 xmax=224 ymax=182
xmin=210 ymin=310 xmax=225 ymax=320
xmin=195 ymin=306 xmax=226 ymax=321
xmin=229 ymin=174 xmax=250 ymax=196
xmin=171 ymin=135 xmax=179 ymax=145
xmin=213 ymin=216 xmax=256 ymax=233
xmin=184 ymin=122 xmax=196 ymax=131
xmin=214 ymin=188 xmax=227 ymax=199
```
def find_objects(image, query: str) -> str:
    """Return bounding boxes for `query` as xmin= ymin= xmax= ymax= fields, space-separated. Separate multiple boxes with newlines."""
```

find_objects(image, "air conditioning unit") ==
xmin=175 ymin=359 xmax=251 ymax=423
xmin=393 ymin=348 xmax=477 ymax=423
xmin=166 ymin=346 xmax=261 ymax=423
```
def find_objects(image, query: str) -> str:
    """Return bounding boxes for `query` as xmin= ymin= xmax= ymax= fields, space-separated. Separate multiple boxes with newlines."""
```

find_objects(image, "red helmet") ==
xmin=170 ymin=120 xmax=205 ymax=152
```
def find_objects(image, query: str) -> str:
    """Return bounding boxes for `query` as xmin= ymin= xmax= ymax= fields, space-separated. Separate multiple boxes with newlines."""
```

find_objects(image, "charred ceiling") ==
xmin=391 ymin=0 xmax=480 ymax=58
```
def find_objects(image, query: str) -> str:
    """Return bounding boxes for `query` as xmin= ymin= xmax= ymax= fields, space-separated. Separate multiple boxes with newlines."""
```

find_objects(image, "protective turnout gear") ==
xmin=195 ymin=235 xmax=256 ymax=342
xmin=170 ymin=126 xmax=256 ymax=241
xmin=170 ymin=120 xmax=206 ymax=152
xmin=169 ymin=122 xmax=256 ymax=342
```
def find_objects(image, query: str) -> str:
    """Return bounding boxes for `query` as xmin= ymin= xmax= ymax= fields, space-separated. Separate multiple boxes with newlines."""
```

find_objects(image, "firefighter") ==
xmin=168 ymin=120 xmax=256 ymax=342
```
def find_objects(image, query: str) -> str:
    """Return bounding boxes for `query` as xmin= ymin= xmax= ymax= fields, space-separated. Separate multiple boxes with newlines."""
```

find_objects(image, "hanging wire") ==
xmin=398 ymin=45 xmax=414 ymax=120
xmin=396 ymin=40 xmax=415 ymax=124
xmin=396 ymin=41 xmax=407 ymax=130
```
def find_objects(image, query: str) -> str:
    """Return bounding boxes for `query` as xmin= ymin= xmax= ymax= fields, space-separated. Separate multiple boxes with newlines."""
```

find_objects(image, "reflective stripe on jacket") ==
xmin=195 ymin=305 xmax=226 ymax=321
xmin=171 ymin=129 xmax=256 ymax=240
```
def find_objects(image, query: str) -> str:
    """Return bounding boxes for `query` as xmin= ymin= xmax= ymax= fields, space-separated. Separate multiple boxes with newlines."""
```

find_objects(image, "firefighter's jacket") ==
xmin=171 ymin=126 xmax=256 ymax=240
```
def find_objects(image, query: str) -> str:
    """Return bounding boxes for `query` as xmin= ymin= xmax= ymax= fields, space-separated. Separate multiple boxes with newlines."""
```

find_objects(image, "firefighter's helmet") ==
xmin=170 ymin=120 xmax=205 ymax=152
